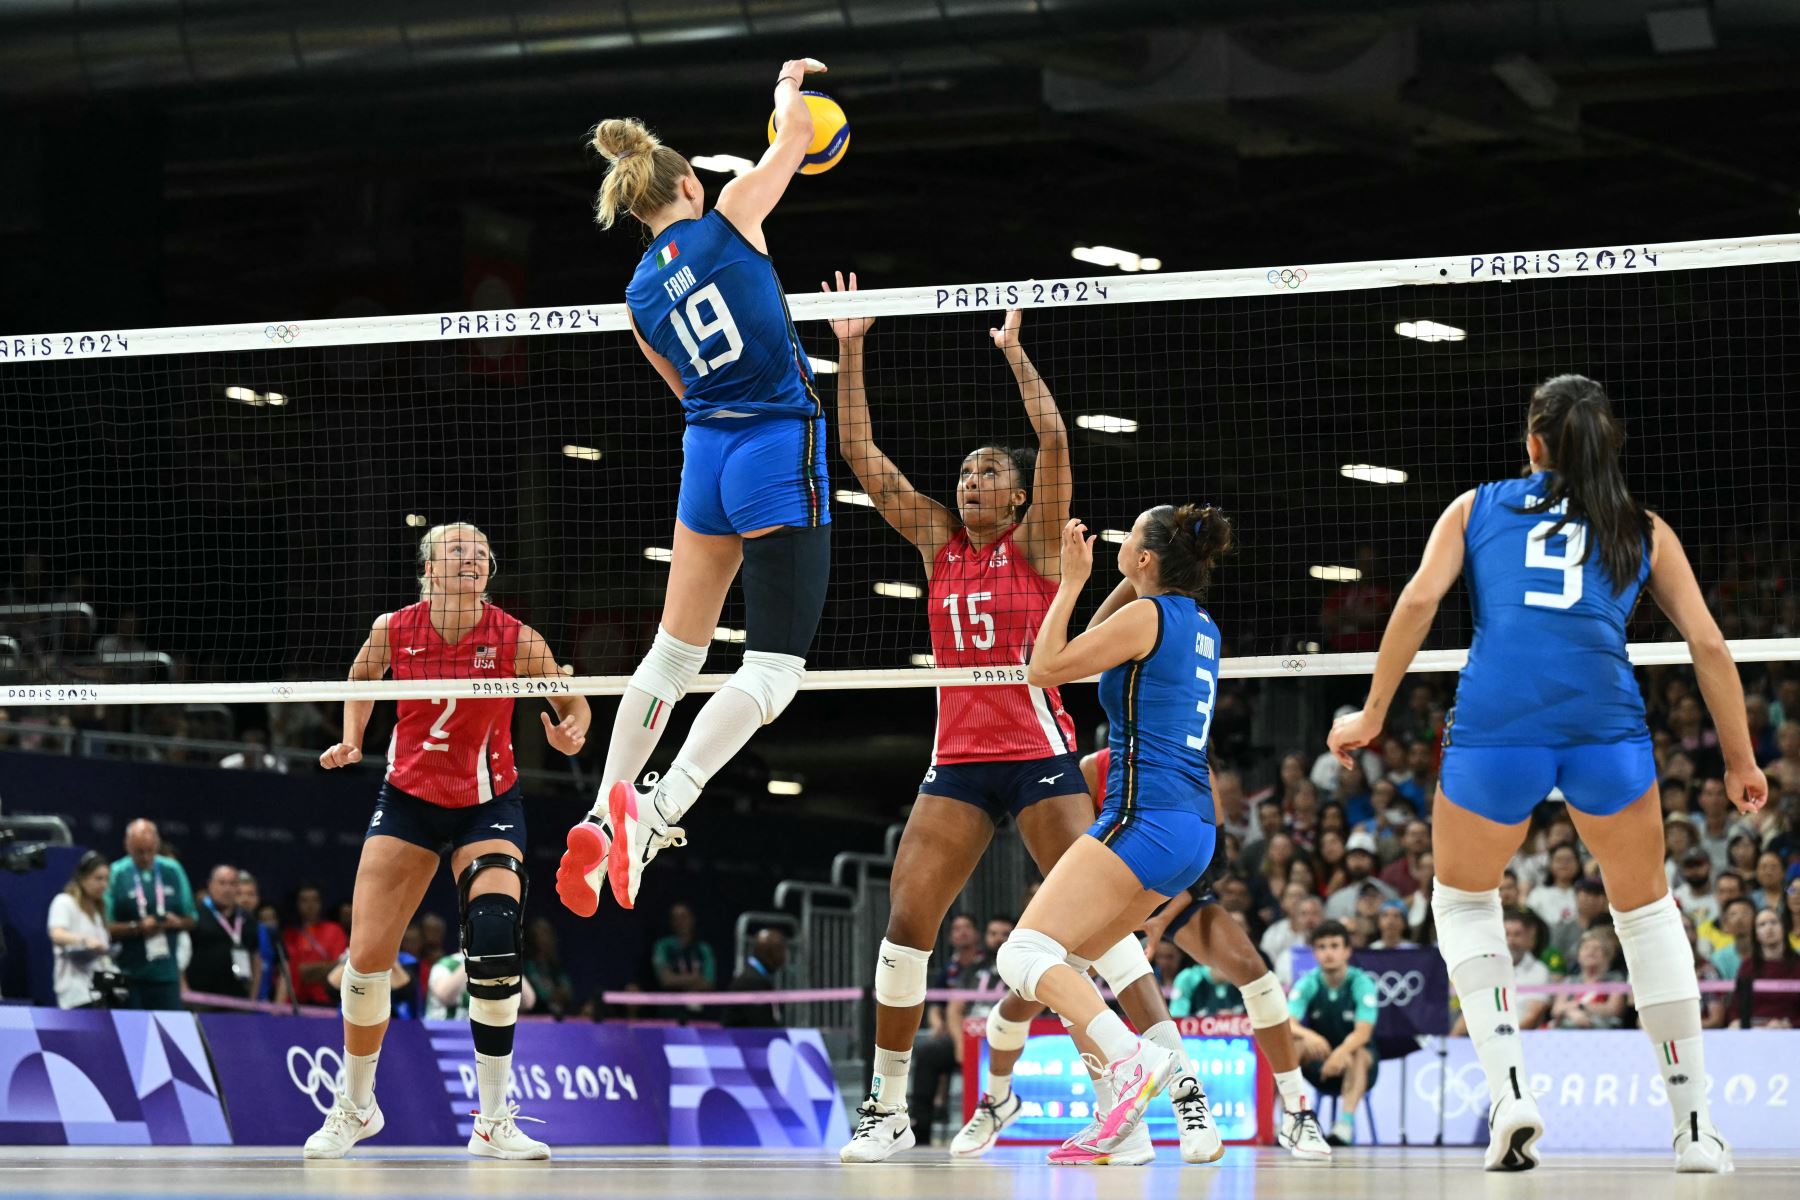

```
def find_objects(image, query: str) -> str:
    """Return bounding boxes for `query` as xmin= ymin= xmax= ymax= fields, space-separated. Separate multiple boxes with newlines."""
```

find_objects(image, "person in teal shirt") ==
xmin=1288 ymin=920 xmax=1379 ymax=1146
xmin=1169 ymin=963 xmax=1245 ymax=1017
xmin=103 ymin=819 xmax=196 ymax=1010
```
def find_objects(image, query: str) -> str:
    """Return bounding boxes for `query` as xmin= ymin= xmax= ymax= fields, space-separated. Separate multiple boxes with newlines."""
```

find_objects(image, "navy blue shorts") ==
xmin=918 ymin=752 xmax=1089 ymax=824
xmin=367 ymin=782 xmax=527 ymax=855
xmin=678 ymin=415 xmax=829 ymax=535
xmin=1091 ymin=803 xmax=1218 ymax=898
xmin=1440 ymin=736 xmax=1656 ymax=826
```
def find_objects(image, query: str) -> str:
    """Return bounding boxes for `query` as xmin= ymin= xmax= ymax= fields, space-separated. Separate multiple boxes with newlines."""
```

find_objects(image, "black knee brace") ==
xmin=457 ymin=853 xmax=527 ymax=1000
xmin=742 ymin=523 xmax=831 ymax=658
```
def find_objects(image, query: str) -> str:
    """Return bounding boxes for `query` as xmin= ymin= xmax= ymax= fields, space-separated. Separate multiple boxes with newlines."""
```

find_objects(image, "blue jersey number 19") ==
xmin=667 ymin=283 xmax=744 ymax=377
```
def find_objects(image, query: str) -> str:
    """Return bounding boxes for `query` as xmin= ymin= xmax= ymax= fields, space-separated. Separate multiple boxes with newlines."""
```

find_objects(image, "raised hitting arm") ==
xmin=715 ymin=59 xmax=827 ymax=246
xmin=994 ymin=309 xmax=1072 ymax=574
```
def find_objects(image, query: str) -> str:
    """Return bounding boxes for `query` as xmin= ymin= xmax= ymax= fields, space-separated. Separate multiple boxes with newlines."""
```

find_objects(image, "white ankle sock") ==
xmin=1085 ymin=1010 xmax=1139 ymax=1064
xmin=658 ymin=687 xmax=766 ymax=823
xmin=343 ymin=1049 xmax=378 ymax=1109
xmin=1141 ymin=1020 xmax=1191 ymax=1076
xmin=591 ymin=629 xmax=708 ymax=817
xmin=475 ymin=1051 xmax=511 ymax=1116
xmin=870 ymin=1045 xmax=911 ymax=1109
xmin=1274 ymin=1068 xmax=1308 ymax=1113
xmin=988 ymin=1073 xmax=1012 ymax=1102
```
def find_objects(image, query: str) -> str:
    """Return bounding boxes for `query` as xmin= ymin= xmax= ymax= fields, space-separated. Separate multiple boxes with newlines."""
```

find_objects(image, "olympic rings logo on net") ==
xmin=287 ymin=1046 xmax=345 ymax=1114
xmin=269 ymin=684 xmax=295 ymax=697
xmin=265 ymin=323 xmax=301 ymax=343
xmin=1266 ymin=267 xmax=1309 ymax=290
xmin=1415 ymin=1061 xmax=1491 ymax=1119
xmin=1375 ymin=969 xmax=1426 ymax=1007
xmin=1281 ymin=657 xmax=1308 ymax=672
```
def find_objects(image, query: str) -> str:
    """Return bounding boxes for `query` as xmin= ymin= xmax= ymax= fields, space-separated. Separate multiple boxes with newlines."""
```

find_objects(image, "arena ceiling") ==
xmin=1 ymin=0 xmax=1798 ymax=331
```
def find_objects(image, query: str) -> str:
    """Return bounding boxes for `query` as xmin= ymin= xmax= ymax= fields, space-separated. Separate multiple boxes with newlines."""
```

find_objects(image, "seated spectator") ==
xmin=1745 ymin=694 xmax=1777 ymax=765
xmin=1289 ymin=780 xmax=1323 ymax=855
xmin=47 ymin=851 xmax=116 ymax=1009
xmin=1551 ymin=878 xmax=1612 ymax=963
xmin=105 ymin=819 xmax=196 ymax=1011
xmin=428 ymin=948 xmax=534 ymax=1019
xmin=1751 ymin=850 xmax=1789 ymax=911
xmin=1260 ymin=882 xmax=1311 ymax=961
xmin=1694 ymin=778 xmax=1749 ymax=872
xmin=189 ymin=864 xmax=260 ymax=1002
xmin=1170 ymin=958 xmax=1247 ymax=1017
xmin=1733 ymin=907 xmax=1800 ymax=1028
xmin=1511 ymin=811 xmax=1578 ymax=892
xmin=1242 ymin=798 xmax=1286 ymax=863
xmin=1333 ymin=759 xmax=1375 ymax=829
xmin=1406 ymin=740 xmax=1439 ymax=804
xmin=1272 ymin=895 xmax=1325 ymax=988
xmin=1527 ymin=843 xmax=1583 ymax=931
xmin=724 ymin=928 xmax=791 ymax=1028
xmin=1550 ymin=929 xmax=1626 ymax=1030
xmin=1214 ymin=769 xmax=1252 ymax=845
xmin=1324 ymin=831 xmax=1398 ymax=921
xmin=1498 ymin=868 xmax=1524 ymax=915
xmin=1378 ymin=737 xmax=1425 ymax=813
xmin=1668 ymin=695 xmax=1723 ymax=778
xmin=652 ymin=902 xmax=717 ymax=1017
xmin=1289 ymin=920 xmax=1378 ymax=1147
xmin=281 ymin=883 xmax=347 ymax=1007
xmin=1255 ymin=832 xmax=1300 ymax=894
xmin=1380 ymin=820 xmax=1431 ymax=898
xmin=1456 ymin=912 xmax=1551 ymax=1035
xmin=1316 ymin=830 xmax=1349 ymax=895
xmin=1369 ymin=900 xmax=1416 ymax=950
xmin=523 ymin=918 xmax=575 ymax=1017
xmin=1698 ymin=878 xmax=1747 ymax=959
xmin=1319 ymin=801 xmax=1350 ymax=842
xmin=1662 ymin=813 xmax=1699 ymax=887
xmin=1767 ymin=721 xmax=1800 ymax=795
xmin=1660 ymin=779 xmax=1693 ymax=819
xmin=1673 ymin=849 xmax=1721 ymax=927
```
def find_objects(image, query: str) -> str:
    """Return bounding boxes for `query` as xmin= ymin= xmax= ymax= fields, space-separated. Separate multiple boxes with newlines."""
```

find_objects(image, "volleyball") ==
xmin=769 ymin=91 xmax=849 ymax=175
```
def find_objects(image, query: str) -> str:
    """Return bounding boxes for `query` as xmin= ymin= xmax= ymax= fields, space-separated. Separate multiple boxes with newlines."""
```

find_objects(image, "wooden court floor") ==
xmin=0 ymin=1145 xmax=1787 ymax=1199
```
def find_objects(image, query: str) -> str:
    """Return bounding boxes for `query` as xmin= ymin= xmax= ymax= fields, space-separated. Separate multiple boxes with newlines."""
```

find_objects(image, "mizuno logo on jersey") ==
xmin=490 ymin=823 xmax=514 ymax=831
xmin=403 ymin=647 xmax=425 ymax=655
xmin=1038 ymin=773 xmax=1065 ymax=785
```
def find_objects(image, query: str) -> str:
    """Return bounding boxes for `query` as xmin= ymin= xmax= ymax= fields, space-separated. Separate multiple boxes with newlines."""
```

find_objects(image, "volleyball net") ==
xmin=2 ymin=233 xmax=1797 ymax=706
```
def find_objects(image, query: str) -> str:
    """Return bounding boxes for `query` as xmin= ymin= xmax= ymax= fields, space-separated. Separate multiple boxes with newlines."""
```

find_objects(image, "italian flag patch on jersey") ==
xmin=656 ymin=242 xmax=679 ymax=268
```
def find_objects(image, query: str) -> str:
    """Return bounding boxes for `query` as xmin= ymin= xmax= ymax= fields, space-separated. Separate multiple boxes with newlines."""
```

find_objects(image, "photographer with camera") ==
xmin=103 ymin=819 xmax=196 ymax=1010
xmin=47 ymin=850 xmax=118 ymax=1008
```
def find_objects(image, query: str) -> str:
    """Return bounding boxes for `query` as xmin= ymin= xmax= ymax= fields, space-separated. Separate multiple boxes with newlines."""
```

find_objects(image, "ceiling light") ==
xmin=767 ymin=779 xmax=804 ymax=796
xmin=1076 ymin=414 xmax=1138 ymax=434
xmin=1395 ymin=320 xmax=1466 ymax=343
xmin=405 ymin=514 xmax=428 ymax=528
xmin=713 ymin=626 xmax=747 ymax=643
xmin=874 ymin=582 xmax=923 ymax=600
xmin=1071 ymin=246 xmax=1162 ymax=273
xmin=835 ymin=489 xmax=875 ymax=507
xmin=1310 ymin=565 xmax=1363 ymax=583
xmin=807 ymin=357 xmax=838 ymax=375
xmin=910 ymin=653 xmax=936 ymax=667
xmin=263 ymin=392 xmax=288 ymax=406
xmin=1340 ymin=464 xmax=1409 ymax=485
xmin=562 ymin=444 xmax=603 ymax=461
xmin=1099 ymin=529 xmax=1129 ymax=543
xmin=643 ymin=547 xmax=673 ymax=563
xmin=691 ymin=154 xmax=756 ymax=176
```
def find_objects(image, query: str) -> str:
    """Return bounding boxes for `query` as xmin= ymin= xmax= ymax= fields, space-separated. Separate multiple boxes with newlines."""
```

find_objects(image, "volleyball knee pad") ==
xmin=873 ymin=939 xmax=931 ymax=1008
xmin=741 ymin=524 xmax=831 ymax=659
xmin=1431 ymin=882 xmax=1509 ymax=980
xmin=1239 ymin=971 xmax=1289 ymax=1029
xmin=723 ymin=650 xmax=806 ymax=725
xmin=996 ymin=929 xmax=1069 ymax=1004
xmin=340 ymin=964 xmax=391 ymax=1027
xmin=469 ymin=991 xmax=522 ymax=1032
xmin=1065 ymin=952 xmax=1094 ymax=976
xmin=1611 ymin=893 xmax=1700 ymax=1010
xmin=986 ymin=1005 xmax=1031 ymax=1052
xmin=458 ymin=854 xmax=528 ymax=1001
xmin=1092 ymin=936 xmax=1153 ymax=996
xmin=631 ymin=626 xmax=708 ymax=705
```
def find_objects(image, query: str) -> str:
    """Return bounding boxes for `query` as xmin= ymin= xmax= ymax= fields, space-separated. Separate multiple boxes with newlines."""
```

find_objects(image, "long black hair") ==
xmin=1511 ymin=374 xmax=1651 ymax=594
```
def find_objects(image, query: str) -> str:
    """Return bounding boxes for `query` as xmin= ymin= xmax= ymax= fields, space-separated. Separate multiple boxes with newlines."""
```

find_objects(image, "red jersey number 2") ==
xmin=425 ymin=698 xmax=457 ymax=752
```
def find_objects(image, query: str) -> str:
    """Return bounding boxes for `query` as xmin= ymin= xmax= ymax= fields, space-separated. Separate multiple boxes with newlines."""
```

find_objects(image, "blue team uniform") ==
xmin=625 ymin=209 xmax=828 ymax=534
xmin=1441 ymin=473 xmax=1655 ymax=823
xmin=1092 ymin=594 xmax=1222 ymax=895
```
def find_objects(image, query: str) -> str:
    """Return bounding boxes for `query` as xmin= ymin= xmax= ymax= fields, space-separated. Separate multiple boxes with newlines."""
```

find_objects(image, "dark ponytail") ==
xmin=1512 ymin=374 xmax=1651 ymax=594
xmin=1141 ymin=502 xmax=1233 ymax=598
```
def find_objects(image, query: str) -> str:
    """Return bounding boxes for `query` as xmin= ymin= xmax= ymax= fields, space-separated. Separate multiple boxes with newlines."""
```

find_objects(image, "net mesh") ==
xmin=2 ymin=236 xmax=1797 ymax=704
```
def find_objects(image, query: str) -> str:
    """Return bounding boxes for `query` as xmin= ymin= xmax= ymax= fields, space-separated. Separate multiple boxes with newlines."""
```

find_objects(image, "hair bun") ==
xmin=592 ymin=117 xmax=659 ymax=162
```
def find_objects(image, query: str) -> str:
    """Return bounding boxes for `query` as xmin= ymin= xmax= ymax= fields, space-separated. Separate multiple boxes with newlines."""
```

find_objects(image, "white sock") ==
xmin=1274 ymin=1068 xmax=1308 ymax=1114
xmin=1091 ymin=1065 xmax=1116 ymax=1112
xmin=1434 ymin=882 xmax=1528 ymax=1106
xmin=1141 ymin=1020 xmax=1191 ymax=1076
xmin=1640 ymin=1001 xmax=1711 ymax=1133
xmin=988 ymin=1073 xmax=1012 ymax=1102
xmin=658 ymin=688 xmax=765 ymax=823
xmin=343 ymin=1049 xmax=378 ymax=1109
xmin=1610 ymin=894 xmax=1714 ymax=1136
xmin=591 ymin=628 xmax=708 ymax=818
xmin=475 ymin=1051 xmax=511 ymax=1117
xmin=1085 ymin=1010 xmax=1139 ymax=1064
xmin=870 ymin=1045 xmax=911 ymax=1109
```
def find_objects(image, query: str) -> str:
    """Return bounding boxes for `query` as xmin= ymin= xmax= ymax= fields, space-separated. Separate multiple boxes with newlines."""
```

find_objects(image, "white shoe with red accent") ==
xmin=950 ymin=1090 xmax=1022 ymax=1157
xmin=555 ymin=813 xmax=613 ymax=917
xmin=607 ymin=776 xmax=687 ymax=910
xmin=468 ymin=1100 xmax=550 ymax=1160
xmin=301 ymin=1093 xmax=383 ymax=1159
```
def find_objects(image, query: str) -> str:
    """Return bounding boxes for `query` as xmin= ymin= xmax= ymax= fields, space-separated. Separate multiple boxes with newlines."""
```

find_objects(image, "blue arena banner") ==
xmin=637 ymin=1026 xmax=850 ymax=1148
xmin=0 ymin=1007 xmax=229 ymax=1145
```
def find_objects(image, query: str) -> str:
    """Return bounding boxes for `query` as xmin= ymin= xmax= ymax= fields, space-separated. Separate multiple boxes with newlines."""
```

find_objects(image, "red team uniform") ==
xmin=383 ymin=600 xmax=523 ymax=807
xmin=918 ymin=527 xmax=1085 ymax=819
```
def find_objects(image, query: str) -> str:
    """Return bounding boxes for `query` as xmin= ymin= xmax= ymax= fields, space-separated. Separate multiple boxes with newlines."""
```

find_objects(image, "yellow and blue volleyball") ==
xmin=768 ymin=91 xmax=849 ymax=175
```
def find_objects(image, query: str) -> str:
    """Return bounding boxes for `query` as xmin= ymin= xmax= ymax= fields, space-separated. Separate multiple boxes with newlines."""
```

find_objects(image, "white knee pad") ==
xmin=723 ymin=650 xmax=806 ymax=725
xmin=1612 ymin=893 xmax=1700 ymax=1010
xmin=996 ymin=929 xmax=1069 ymax=1004
xmin=469 ymin=985 xmax=522 ymax=1028
xmin=630 ymin=626 xmax=708 ymax=704
xmin=986 ymin=1005 xmax=1031 ymax=1052
xmin=873 ymin=939 xmax=931 ymax=1008
xmin=340 ymin=964 xmax=391 ymax=1027
xmin=1066 ymin=952 xmax=1094 ymax=976
xmin=1431 ymin=882 xmax=1510 ymax=979
xmin=1239 ymin=971 xmax=1289 ymax=1029
xmin=1092 ymin=936 xmax=1153 ymax=995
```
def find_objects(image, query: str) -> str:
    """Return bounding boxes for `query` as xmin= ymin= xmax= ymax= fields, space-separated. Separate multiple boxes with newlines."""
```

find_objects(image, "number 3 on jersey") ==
xmin=667 ymin=283 xmax=744 ymax=377
xmin=1188 ymin=635 xmax=1216 ymax=752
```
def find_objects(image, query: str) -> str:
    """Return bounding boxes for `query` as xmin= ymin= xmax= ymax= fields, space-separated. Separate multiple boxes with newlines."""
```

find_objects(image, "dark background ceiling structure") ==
xmin=2 ymin=0 xmax=1798 ymax=334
